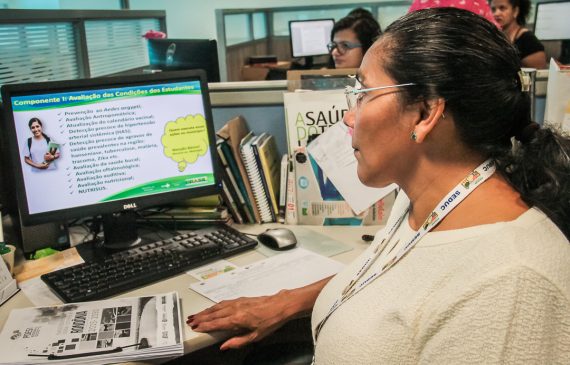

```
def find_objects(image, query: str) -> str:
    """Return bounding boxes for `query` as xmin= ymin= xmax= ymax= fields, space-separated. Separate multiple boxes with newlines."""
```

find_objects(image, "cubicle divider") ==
xmin=209 ymin=80 xmax=289 ymax=156
xmin=207 ymin=73 xmax=549 ymax=159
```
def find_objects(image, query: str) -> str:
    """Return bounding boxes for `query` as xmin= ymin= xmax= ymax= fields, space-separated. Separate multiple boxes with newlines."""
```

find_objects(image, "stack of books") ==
xmin=140 ymin=195 xmax=231 ymax=229
xmin=216 ymin=116 xmax=283 ymax=224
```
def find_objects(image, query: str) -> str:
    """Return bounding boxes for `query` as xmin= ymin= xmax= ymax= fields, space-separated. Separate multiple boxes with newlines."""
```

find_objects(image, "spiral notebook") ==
xmin=240 ymin=133 xmax=274 ymax=223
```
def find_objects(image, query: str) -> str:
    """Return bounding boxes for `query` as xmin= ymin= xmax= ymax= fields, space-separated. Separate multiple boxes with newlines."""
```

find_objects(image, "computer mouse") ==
xmin=257 ymin=228 xmax=298 ymax=250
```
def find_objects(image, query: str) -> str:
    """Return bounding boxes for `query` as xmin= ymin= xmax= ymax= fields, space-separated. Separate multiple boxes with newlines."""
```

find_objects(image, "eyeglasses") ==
xmin=344 ymin=83 xmax=416 ymax=110
xmin=327 ymin=41 xmax=362 ymax=54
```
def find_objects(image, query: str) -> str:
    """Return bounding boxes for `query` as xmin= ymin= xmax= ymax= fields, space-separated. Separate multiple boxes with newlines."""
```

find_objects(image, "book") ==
xmin=220 ymin=180 xmax=244 ymax=224
xmin=278 ymin=154 xmax=289 ymax=223
xmin=0 ymin=252 xmax=18 ymax=306
xmin=146 ymin=206 xmax=229 ymax=220
xmin=240 ymin=133 xmax=274 ymax=223
xmin=216 ymin=139 xmax=249 ymax=223
xmin=284 ymin=90 xmax=394 ymax=225
xmin=217 ymin=116 xmax=261 ymax=223
xmin=218 ymin=141 xmax=256 ymax=223
xmin=250 ymin=135 xmax=275 ymax=221
xmin=47 ymin=141 xmax=60 ymax=156
xmin=0 ymin=214 xmax=19 ymax=306
xmin=0 ymin=292 xmax=183 ymax=365
xmin=254 ymin=133 xmax=281 ymax=217
xmin=173 ymin=194 xmax=221 ymax=207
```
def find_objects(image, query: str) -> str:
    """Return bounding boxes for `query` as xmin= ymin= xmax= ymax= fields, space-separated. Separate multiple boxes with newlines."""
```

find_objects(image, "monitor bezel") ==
xmin=1 ymin=70 xmax=222 ymax=226
xmin=288 ymin=18 xmax=335 ymax=58
xmin=533 ymin=0 xmax=570 ymax=41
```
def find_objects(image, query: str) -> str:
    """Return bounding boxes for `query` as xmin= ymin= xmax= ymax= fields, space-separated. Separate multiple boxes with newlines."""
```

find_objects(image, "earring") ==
xmin=441 ymin=112 xmax=446 ymax=119
xmin=410 ymin=130 xmax=417 ymax=141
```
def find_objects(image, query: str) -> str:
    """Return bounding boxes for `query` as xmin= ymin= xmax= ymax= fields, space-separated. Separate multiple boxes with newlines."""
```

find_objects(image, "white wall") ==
xmin=130 ymin=0 xmax=367 ymax=39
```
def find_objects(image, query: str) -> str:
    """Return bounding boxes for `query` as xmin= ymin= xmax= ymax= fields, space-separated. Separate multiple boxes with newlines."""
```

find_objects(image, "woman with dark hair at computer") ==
xmin=327 ymin=14 xmax=381 ymax=69
xmin=188 ymin=8 xmax=570 ymax=363
xmin=491 ymin=0 xmax=547 ymax=69
xmin=347 ymin=7 xmax=375 ymax=19
xmin=24 ymin=117 xmax=59 ymax=170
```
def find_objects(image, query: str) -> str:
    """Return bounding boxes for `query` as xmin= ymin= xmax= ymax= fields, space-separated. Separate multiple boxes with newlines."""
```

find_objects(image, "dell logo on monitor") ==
xmin=123 ymin=203 xmax=137 ymax=210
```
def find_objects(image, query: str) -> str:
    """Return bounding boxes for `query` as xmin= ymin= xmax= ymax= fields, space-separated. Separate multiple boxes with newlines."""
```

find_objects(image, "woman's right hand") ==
xmin=187 ymin=290 xmax=292 ymax=350
xmin=187 ymin=277 xmax=333 ymax=350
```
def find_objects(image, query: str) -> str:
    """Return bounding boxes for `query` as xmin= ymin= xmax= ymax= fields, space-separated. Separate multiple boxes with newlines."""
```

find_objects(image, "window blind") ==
xmin=85 ymin=18 xmax=160 ymax=77
xmin=0 ymin=22 xmax=80 ymax=86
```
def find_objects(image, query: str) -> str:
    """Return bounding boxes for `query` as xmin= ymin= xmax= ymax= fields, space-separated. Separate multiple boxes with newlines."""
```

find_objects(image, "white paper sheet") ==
xmin=307 ymin=122 xmax=397 ymax=214
xmin=186 ymin=259 xmax=240 ymax=281
xmin=190 ymin=248 xmax=344 ymax=303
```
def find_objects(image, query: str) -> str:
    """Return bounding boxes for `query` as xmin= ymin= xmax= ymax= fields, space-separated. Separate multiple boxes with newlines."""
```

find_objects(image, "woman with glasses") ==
xmin=188 ymin=8 xmax=570 ymax=363
xmin=327 ymin=14 xmax=381 ymax=69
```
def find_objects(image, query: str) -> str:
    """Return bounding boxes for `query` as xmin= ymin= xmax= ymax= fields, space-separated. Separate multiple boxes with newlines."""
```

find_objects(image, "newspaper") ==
xmin=0 ymin=292 xmax=183 ymax=365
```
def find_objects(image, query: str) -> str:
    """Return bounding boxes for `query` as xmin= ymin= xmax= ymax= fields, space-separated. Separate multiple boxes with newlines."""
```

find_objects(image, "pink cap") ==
xmin=408 ymin=0 xmax=500 ymax=28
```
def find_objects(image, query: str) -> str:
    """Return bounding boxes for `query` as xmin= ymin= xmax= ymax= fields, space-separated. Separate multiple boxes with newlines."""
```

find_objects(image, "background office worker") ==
xmin=327 ymin=14 xmax=381 ymax=69
xmin=491 ymin=0 xmax=547 ymax=69
xmin=188 ymin=8 xmax=570 ymax=363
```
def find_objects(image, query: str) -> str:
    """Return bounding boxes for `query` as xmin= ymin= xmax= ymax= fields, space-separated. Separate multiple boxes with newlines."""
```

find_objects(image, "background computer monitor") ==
xmin=148 ymin=39 xmax=220 ymax=82
xmin=289 ymin=19 xmax=334 ymax=67
xmin=534 ymin=0 xmax=570 ymax=63
xmin=1 ymin=70 xmax=221 ymax=250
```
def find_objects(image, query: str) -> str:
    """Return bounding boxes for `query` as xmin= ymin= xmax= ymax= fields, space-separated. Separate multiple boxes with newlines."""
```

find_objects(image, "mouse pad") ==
xmin=255 ymin=227 xmax=353 ymax=257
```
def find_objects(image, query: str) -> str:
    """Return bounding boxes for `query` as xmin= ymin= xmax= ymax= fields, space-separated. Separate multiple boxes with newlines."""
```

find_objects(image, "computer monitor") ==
xmin=148 ymin=39 xmax=221 ymax=82
xmin=1 ymin=70 xmax=221 ymax=250
xmin=289 ymin=19 xmax=335 ymax=68
xmin=534 ymin=0 xmax=570 ymax=63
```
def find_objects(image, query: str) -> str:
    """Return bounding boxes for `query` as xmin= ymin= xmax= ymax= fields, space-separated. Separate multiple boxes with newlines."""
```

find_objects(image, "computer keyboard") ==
xmin=41 ymin=225 xmax=258 ymax=303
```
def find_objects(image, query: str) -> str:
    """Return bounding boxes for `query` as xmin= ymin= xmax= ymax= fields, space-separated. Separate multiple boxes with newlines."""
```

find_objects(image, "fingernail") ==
xmin=191 ymin=325 xmax=198 ymax=330
xmin=187 ymin=315 xmax=194 ymax=321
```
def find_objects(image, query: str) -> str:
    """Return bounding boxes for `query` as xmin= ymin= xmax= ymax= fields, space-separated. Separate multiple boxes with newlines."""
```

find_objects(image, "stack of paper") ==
xmin=0 ymin=292 xmax=183 ymax=365
xmin=0 ymin=256 xmax=18 ymax=306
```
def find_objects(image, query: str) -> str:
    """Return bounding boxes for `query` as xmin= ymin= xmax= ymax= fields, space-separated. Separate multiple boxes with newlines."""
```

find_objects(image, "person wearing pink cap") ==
xmin=408 ymin=0 xmax=499 ymax=27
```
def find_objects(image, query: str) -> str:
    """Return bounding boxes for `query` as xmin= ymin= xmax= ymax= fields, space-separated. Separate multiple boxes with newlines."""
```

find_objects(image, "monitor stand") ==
xmin=292 ymin=56 xmax=315 ymax=70
xmin=100 ymin=211 xmax=178 ymax=251
xmin=303 ymin=56 xmax=314 ymax=69
xmin=101 ymin=211 xmax=143 ymax=250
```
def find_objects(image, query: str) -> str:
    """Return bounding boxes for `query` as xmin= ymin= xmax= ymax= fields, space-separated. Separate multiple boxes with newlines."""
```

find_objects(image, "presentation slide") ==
xmin=10 ymin=81 xmax=216 ymax=215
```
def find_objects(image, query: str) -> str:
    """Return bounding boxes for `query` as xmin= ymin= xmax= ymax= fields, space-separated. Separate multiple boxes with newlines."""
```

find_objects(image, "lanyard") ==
xmin=314 ymin=159 xmax=496 ymax=341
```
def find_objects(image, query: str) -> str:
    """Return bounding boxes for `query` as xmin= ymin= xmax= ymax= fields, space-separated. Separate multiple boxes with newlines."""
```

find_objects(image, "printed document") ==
xmin=190 ymin=248 xmax=343 ymax=302
xmin=0 ymin=292 xmax=183 ymax=365
xmin=307 ymin=122 xmax=397 ymax=214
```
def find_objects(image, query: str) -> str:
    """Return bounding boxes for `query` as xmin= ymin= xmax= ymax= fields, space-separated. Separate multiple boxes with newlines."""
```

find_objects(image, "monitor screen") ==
xmin=289 ymin=19 xmax=335 ymax=58
xmin=534 ymin=1 xmax=570 ymax=40
xmin=148 ymin=39 xmax=220 ymax=82
xmin=1 ymin=70 xmax=221 ymax=240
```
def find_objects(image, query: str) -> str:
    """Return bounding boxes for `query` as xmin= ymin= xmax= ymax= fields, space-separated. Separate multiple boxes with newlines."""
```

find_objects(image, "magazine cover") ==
xmin=284 ymin=90 xmax=394 ymax=225
xmin=0 ymin=292 xmax=183 ymax=365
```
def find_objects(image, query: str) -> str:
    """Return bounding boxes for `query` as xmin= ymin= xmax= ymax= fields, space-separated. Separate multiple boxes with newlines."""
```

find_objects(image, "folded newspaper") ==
xmin=0 ymin=292 xmax=183 ymax=365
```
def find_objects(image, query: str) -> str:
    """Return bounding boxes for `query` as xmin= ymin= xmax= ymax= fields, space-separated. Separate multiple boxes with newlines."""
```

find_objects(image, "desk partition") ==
xmin=208 ymin=74 xmax=549 ymax=151
xmin=209 ymin=81 xmax=289 ymax=156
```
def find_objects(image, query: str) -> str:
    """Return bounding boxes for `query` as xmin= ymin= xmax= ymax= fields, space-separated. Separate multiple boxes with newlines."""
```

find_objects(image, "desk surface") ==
xmin=0 ymin=224 xmax=380 ymax=364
